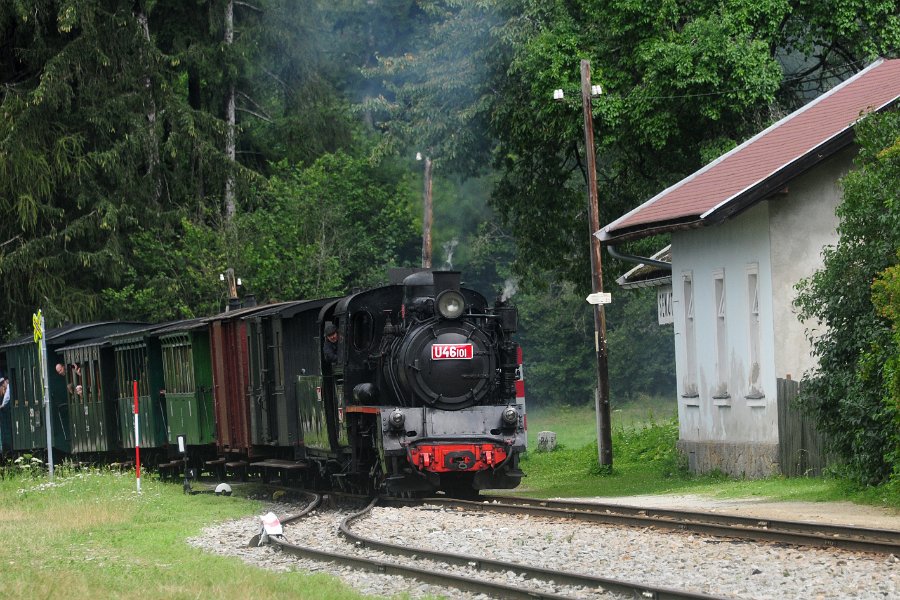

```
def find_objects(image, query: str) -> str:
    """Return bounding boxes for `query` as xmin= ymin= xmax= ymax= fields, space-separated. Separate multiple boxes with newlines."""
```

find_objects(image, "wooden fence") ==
xmin=776 ymin=377 xmax=830 ymax=476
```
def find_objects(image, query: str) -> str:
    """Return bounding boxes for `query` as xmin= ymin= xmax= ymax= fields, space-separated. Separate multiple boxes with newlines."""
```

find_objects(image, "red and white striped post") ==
xmin=133 ymin=380 xmax=141 ymax=494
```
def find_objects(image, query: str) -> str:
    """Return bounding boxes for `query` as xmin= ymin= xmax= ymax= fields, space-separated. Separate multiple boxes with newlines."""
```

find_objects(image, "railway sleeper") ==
xmin=204 ymin=458 xmax=227 ymax=480
xmin=157 ymin=460 xmax=184 ymax=481
xmin=250 ymin=460 xmax=308 ymax=486
xmin=225 ymin=460 xmax=250 ymax=481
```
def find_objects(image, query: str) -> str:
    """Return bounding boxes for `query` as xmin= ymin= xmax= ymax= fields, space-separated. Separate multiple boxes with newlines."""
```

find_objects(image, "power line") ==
xmin=557 ymin=58 xmax=870 ymax=103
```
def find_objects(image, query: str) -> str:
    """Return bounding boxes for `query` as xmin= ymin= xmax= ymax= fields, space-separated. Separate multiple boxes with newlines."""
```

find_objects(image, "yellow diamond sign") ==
xmin=33 ymin=310 xmax=43 ymax=342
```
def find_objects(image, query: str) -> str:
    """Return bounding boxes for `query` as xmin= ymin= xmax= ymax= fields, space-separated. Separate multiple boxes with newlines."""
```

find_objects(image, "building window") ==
xmin=713 ymin=269 xmax=729 ymax=399
xmin=658 ymin=285 xmax=674 ymax=325
xmin=681 ymin=273 xmax=698 ymax=398
xmin=746 ymin=265 xmax=764 ymax=399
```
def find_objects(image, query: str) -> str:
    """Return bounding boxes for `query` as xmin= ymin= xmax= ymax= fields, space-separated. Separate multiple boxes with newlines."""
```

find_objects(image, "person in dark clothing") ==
xmin=323 ymin=322 xmax=339 ymax=364
xmin=0 ymin=375 xmax=9 ymax=410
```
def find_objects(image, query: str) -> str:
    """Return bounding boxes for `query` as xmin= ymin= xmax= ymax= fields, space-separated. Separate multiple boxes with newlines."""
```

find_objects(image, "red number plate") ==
xmin=431 ymin=343 xmax=474 ymax=360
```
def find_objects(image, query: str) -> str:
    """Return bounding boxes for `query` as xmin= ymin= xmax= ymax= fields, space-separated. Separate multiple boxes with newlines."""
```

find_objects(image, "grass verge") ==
xmin=516 ymin=403 xmax=900 ymax=509
xmin=0 ymin=466 xmax=375 ymax=600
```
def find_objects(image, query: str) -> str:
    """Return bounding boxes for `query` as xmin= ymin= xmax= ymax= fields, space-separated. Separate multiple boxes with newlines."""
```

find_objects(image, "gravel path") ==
xmin=187 ymin=497 xmax=900 ymax=599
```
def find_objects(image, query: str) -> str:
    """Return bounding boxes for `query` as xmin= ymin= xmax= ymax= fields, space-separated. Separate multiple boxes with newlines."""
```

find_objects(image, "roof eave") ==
xmin=597 ymin=216 xmax=705 ymax=244
xmin=617 ymin=275 xmax=673 ymax=290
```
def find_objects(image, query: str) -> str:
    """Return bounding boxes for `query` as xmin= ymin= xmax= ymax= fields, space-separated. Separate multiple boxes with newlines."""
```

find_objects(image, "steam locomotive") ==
xmin=325 ymin=269 xmax=526 ymax=494
xmin=0 ymin=269 xmax=526 ymax=496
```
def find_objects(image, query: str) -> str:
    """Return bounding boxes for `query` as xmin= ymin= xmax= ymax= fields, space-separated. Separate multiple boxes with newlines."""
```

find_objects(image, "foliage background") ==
xmin=0 ymin=0 xmax=898 ymax=480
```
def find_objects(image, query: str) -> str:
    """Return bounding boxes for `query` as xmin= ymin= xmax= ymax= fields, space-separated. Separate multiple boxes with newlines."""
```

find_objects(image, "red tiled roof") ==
xmin=599 ymin=58 xmax=900 ymax=243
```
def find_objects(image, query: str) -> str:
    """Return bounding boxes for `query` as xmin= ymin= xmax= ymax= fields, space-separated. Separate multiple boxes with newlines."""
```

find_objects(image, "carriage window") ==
xmin=82 ymin=362 xmax=91 ymax=402
xmin=352 ymin=311 xmax=374 ymax=351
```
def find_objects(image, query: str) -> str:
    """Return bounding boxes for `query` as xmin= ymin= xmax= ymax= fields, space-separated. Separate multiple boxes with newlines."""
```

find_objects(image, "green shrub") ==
xmin=795 ymin=111 xmax=900 ymax=485
xmin=607 ymin=417 xmax=682 ymax=475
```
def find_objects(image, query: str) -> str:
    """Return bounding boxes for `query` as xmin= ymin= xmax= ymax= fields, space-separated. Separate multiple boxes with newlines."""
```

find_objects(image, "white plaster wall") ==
xmin=671 ymin=203 xmax=778 ymax=444
xmin=768 ymin=148 xmax=855 ymax=380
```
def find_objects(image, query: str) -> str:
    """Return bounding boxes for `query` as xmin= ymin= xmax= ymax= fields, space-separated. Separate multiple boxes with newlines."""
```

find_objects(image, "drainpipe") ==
xmin=607 ymin=245 xmax=672 ymax=271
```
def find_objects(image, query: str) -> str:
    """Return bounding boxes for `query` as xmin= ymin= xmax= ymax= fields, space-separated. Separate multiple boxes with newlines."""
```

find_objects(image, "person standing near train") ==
xmin=0 ymin=375 xmax=9 ymax=452
xmin=0 ymin=375 xmax=9 ymax=409
xmin=323 ymin=322 xmax=339 ymax=364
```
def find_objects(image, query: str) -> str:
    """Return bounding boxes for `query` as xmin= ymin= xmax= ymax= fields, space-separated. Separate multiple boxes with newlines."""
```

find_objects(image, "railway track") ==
xmin=223 ymin=484 xmax=896 ymax=598
xmin=377 ymin=494 xmax=900 ymax=555
xmin=262 ymin=493 xmax=729 ymax=600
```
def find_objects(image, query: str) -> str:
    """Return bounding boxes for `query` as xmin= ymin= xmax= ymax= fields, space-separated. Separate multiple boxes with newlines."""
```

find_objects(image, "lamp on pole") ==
xmin=554 ymin=59 xmax=612 ymax=467
xmin=219 ymin=268 xmax=242 ymax=312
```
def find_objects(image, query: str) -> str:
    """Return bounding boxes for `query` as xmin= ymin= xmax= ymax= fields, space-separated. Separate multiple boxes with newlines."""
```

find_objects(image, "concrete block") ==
xmin=537 ymin=431 xmax=557 ymax=452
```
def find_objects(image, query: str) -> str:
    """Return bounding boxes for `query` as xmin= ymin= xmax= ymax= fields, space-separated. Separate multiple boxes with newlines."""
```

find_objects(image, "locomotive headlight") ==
xmin=436 ymin=290 xmax=466 ymax=319
xmin=389 ymin=409 xmax=405 ymax=430
xmin=501 ymin=405 xmax=519 ymax=426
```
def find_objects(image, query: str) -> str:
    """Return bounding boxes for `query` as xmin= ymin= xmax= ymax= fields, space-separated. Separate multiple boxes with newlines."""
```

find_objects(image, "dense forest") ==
xmin=1 ymin=1 xmax=898 ymax=481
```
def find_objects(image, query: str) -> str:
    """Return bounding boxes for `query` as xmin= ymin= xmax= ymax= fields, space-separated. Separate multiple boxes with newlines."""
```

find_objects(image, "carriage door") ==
xmin=247 ymin=318 xmax=269 ymax=445
xmin=270 ymin=317 xmax=288 ymax=446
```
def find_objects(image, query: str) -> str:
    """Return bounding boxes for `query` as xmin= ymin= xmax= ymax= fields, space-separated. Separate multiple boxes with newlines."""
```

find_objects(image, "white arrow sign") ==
xmin=586 ymin=292 xmax=612 ymax=305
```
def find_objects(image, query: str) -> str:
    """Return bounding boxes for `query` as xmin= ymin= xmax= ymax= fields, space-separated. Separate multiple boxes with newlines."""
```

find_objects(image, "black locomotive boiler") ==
xmin=314 ymin=270 xmax=526 ymax=495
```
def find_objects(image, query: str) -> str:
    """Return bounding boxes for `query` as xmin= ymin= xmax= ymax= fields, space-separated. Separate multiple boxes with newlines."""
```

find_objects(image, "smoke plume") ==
xmin=501 ymin=278 xmax=519 ymax=301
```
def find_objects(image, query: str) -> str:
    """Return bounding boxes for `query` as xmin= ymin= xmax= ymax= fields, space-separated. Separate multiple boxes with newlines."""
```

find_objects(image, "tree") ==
xmin=513 ymin=281 xmax=597 ymax=406
xmin=0 ymin=1 xmax=231 ymax=331
xmin=234 ymin=151 xmax=419 ymax=301
xmin=230 ymin=0 xmax=362 ymax=172
xmin=100 ymin=218 xmax=226 ymax=322
xmin=606 ymin=288 xmax=675 ymax=402
xmin=486 ymin=0 xmax=899 ymax=286
xmin=0 ymin=1 xmax=378 ymax=331
xmin=795 ymin=111 xmax=900 ymax=485
xmin=490 ymin=1 xmax=789 ymax=285
xmin=363 ymin=0 xmax=501 ymax=174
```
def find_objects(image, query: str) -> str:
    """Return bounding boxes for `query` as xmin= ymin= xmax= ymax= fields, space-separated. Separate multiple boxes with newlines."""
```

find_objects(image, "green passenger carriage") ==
xmin=108 ymin=325 xmax=169 ymax=450
xmin=59 ymin=330 xmax=140 ymax=455
xmin=0 ymin=323 xmax=143 ymax=455
xmin=152 ymin=318 xmax=216 ymax=449
xmin=1 ymin=334 xmax=66 ymax=453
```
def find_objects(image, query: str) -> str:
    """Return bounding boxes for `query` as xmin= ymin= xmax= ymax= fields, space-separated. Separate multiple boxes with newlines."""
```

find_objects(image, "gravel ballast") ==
xmin=187 ymin=497 xmax=899 ymax=599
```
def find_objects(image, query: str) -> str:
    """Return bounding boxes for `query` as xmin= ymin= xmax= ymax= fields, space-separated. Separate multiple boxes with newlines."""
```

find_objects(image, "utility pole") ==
xmin=419 ymin=154 xmax=434 ymax=268
xmin=579 ymin=60 xmax=613 ymax=467
xmin=221 ymin=268 xmax=240 ymax=312
xmin=223 ymin=0 xmax=236 ymax=222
